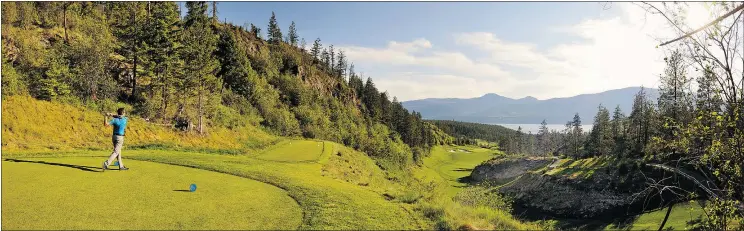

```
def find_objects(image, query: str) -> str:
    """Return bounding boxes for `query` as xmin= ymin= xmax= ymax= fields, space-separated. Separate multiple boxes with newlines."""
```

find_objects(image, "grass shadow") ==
xmin=457 ymin=175 xmax=473 ymax=184
xmin=3 ymin=158 xmax=102 ymax=172
xmin=453 ymin=167 xmax=473 ymax=172
xmin=173 ymin=189 xmax=192 ymax=192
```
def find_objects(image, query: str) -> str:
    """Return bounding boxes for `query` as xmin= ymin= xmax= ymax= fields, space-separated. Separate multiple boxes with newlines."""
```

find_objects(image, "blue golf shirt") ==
xmin=110 ymin=116 xmax=128 ymax=136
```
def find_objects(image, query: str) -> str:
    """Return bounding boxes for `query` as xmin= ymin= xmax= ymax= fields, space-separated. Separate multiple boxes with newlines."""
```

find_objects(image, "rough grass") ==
xmin=1 ymin=96 xmax=277 ymax=153
xmin=1 ymin=157 xmax=301 ymax=230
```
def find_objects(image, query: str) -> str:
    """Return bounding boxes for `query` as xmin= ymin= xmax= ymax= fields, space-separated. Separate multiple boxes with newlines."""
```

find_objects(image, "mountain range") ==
xmin=402 ymin=87 xmax=660 ymax=125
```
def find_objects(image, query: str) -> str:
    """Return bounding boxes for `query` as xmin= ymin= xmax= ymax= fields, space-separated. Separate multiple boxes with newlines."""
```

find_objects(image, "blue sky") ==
xmin=183 ymin=2 xmax=691 ymax=101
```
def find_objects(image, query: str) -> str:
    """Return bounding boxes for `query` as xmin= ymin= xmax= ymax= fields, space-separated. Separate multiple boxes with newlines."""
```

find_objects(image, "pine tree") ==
xmin=216 ymin=28 xmax=251 ymax=97
xmin=250 ymin=23 xmax=261 ymax=39
xmin=586 ymin=104 xmax=612 ymax=156
xmin=267 ymin=11 xmax=282 ymax=45
xmin=145 ymin=1 xmax=181 ymax=121
xmin=210 ymin=1 xmax=217 ymax=22
xmin=311 ymin=38 xmax=321 ymax=61
xmin=570 ymin=113 xmax=583 ymax=157
xmin=108 ymin=2 xmax=148 ymax=102
xmin=627 ymin=87 xmax=655 ymax=157
xmin=287 ymin=21 xmax=298 ymax=46
xmin=181 ymin=1 xmax=219 ymax=134
xmin=183 ymin=1 xmax=208 ymax=27
xmin=516 ymin=126 xmax=524 ymax=154
xmin=610 ymin=105 xmax=627 ymax=157
xmin=335 ymin=49 xmax=347 ymax=79
xmin=321 ymin=48 xmax=330 ymax=69
xmin=300 ymin=38 xmax=306 ymax=51
xmin=537 ymin=119 xmax=549 ymax=155
xmin=328 ymin=45 xmax=335 ymax=73
xmin=363 ymin=77 xmax=380 ymax=119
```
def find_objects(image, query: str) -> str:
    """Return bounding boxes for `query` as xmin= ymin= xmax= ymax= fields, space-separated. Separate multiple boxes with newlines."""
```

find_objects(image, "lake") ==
xmin=495 ymin=124 xmax=594 ymax=134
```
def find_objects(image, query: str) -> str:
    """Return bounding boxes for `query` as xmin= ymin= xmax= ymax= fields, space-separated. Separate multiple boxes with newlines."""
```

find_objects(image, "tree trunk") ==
xmin=658 ymin=204 xmax=673 ymax=231
xmin=63 ymin=3 xmax=68 ymax=43
xmin=198 ymin=80 xmax=203 ymax=134
xmin=161 ymin=64 xmax=168 ymax=122
xmin=129 ymin=7 xmax=137 ymax=103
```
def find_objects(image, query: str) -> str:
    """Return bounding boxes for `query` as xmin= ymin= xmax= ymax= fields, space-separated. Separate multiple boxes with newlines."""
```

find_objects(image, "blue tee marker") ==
xmin=189 ymin=184 xmax=197 ymax=192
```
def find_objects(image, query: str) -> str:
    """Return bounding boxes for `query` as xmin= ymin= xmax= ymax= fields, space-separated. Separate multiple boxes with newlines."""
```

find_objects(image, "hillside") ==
xmin=0 ymin=1 xmax=451 ymax=172
xmin=0 ymin=2 xmax=540 ymax=230
xmin=403 ymin=87 xmax=660 ymax=124
xmin=1 ymin=96 xmax=538 ymax=230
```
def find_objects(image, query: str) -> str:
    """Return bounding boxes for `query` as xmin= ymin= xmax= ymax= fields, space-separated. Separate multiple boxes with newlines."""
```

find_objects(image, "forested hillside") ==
xmin=1 ymin=1 xmax=452 ymax=169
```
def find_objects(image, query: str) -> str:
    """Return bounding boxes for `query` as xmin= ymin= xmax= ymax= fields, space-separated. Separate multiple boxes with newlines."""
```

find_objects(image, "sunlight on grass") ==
xmin=604 ymin=201 xmax=704 ymax=230
xmin=1 ymin=157 xmax=301 ymax=230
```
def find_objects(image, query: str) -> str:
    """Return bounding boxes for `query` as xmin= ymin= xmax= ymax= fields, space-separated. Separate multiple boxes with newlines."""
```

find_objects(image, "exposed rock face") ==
xmin=499 ymin=172 xmax=634 ymax=219
xmin=468 ymin=157 xmax=674 ymax=219
xmin=469 ymin=157 xmax=553 ymax=183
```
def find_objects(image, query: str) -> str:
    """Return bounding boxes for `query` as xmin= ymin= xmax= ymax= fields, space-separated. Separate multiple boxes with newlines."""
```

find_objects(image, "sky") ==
xmin=196 ymin=2 xmax=713 ymax=101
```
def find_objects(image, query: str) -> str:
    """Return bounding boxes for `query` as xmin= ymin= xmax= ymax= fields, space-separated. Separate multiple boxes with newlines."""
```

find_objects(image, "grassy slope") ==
xmin=256 ymin=140 xmax=325 ymax=162
xmin=1 ymin=96 xmax=276 ymax=153
xmin=409 ymin=145 xmax=543 ymax=230
xmin=1 ymin=97 xmax=426 ymax=229
xmin=416 ymin=145 xmax=498 ymax=197
xmin=2 ymin=96 xmax=543 ymax=230
xmin=1 ymin=157 xmax=301 ymax=230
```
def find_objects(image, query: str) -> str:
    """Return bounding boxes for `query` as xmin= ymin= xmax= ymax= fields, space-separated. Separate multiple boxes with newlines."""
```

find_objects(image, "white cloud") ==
xmin=339 ymin=3 xmax=688 ymax=101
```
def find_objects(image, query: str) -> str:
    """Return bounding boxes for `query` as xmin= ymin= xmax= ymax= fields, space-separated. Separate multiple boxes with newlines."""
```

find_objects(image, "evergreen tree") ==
xmin=181 ymin=1 xmax=219 ymax=133
xmin=363 ymin=77 xmax=381 ymax=119
xmin=216 ymin=27 xmax=252 ymax=97
xmin=516 ymin=126 xmax=524 ymax=154
xmin=108 ymin=2 xmax=148 ymax=102
xmin=568 ymin=113 xmax=583 ymax=157
xmin=537 ymin=119 xmax=549 ymax=155
xmin=328 ymin=45 xmax=335 ymax=73
xmin=286 ymin=21 xmax=298 ymax=46
xmin=250 ymin=23 xmax=261 ymax=39
xmin=145 ymin=1 xmax=182 ymax=120
xmin=610 ymin=105 xmax=627 ymax=157
xmin=335 ymin=50 xmax=347 ymax=79
xmin=585 ymin=104 xmax=612 ymax=156
xmin=267 ymin=11 xmax=282 ymax=45
xmin=311 ymin=38 xmax=322 ymax=61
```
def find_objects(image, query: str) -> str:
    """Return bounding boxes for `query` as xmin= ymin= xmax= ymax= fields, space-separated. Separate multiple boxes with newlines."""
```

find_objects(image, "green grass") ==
xmin=604 ymin=201 xmax=704 ymax=230
xmin=416 ymin=145 xmax=498 ymax=197
xmin=1 ymin=157 xmax=301 ymax=230
xmin=544 ymin=157 xmax=612 ymax=179
xmin=2 ymin=96 xmax=538 ymax=230
xmin=408 ymin=145 xmax=542 ymax=230
xmin=256 ymin=140 xmax=325 ymax=162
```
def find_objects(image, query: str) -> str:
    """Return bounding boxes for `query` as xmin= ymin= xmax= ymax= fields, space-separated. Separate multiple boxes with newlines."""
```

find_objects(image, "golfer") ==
xmin=102 ymin=108 xmax=129 ymax=171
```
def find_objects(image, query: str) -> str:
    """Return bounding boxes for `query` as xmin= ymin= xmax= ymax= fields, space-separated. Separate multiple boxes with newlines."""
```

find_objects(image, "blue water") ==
xmin=496 ymin=124 xmax=593 ymax=134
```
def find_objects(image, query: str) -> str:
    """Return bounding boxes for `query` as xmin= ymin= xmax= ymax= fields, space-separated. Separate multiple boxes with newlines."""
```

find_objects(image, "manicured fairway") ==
xmin=1 ymin=157 xmax=302 ymax=230
xmin=417 ymin=146 xmax=498 ymax=197
xmin=256 ymin=140 xmax=327 ymax=162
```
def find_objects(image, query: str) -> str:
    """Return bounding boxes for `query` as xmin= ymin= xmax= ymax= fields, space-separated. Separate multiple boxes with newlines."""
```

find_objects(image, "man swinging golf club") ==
xmin=102 ymin=108 xmax=129 ymax=171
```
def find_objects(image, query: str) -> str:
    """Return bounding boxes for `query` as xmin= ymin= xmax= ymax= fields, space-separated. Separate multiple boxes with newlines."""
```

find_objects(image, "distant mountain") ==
xmin=402 ymin=87 xmax=660 ymax=125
